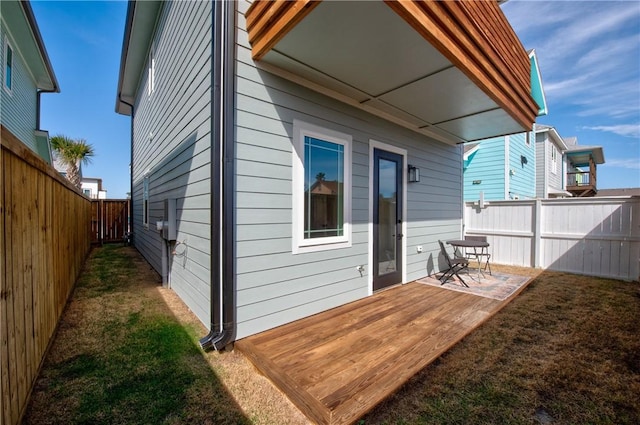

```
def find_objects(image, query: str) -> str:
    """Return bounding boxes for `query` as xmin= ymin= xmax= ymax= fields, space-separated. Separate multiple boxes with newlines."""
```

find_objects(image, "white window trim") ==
xmin=147 ymin=46 xmax=155 ymax=97
xmin=551 ymin=144 xmax=558 ymax=175
xmin=292 ymin=119 xmax=352 ymax=254
xmin=3 ymin=36 xmax=13 ymax=95
xmin=143 ymin=173 xmax=150 ymax=229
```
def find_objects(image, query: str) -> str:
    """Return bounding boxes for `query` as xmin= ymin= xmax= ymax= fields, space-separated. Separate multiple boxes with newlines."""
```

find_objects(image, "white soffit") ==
xmin=259 ymin=0 xmax=525 ymax=144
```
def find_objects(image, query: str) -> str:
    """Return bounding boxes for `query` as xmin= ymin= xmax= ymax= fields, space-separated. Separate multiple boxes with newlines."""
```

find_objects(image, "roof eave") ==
xmin=115 ymin=1 xmax=162 ymax=115
xmin=4 ymin=1 xmax=60 ymax=92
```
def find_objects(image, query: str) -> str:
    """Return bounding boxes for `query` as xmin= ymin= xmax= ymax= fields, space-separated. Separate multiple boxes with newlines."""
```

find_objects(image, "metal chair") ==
xmin=464 ymin=235 xmax=492 ymax=275
xmin=438 ymin=240 xmax=469 ymax=287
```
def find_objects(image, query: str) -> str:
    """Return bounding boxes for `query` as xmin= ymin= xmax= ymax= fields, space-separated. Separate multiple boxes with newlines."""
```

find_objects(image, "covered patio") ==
xmin=236 ymin=273 xmax=534 ymax=425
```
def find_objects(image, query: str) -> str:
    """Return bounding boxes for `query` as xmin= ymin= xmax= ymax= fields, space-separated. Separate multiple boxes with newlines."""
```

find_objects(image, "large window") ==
xmin=293 ymin=120 xmax=351 ymax=253
xmin=4 ymin=38 xmax=13 ymax=92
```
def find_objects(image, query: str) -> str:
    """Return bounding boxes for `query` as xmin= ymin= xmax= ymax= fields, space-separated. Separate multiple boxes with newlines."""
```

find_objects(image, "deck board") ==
xmin=236 ymin=280 xmax=530 ymax=425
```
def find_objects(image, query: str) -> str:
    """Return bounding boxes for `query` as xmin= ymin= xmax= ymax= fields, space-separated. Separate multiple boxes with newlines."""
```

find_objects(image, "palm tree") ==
xmin=51 ymin=134 xmax=95 ymax=189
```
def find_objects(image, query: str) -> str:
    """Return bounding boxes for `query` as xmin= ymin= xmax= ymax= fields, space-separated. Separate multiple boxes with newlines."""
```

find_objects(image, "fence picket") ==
xmin=465 ymin=197 xmax=640 ymax=281
xmin=1 ymin=126 xmax=91 ymax=424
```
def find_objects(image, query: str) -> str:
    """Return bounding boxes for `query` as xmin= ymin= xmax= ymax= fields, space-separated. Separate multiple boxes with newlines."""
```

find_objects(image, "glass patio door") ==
xmin=373 ymin=148 xmax=403 ymax=291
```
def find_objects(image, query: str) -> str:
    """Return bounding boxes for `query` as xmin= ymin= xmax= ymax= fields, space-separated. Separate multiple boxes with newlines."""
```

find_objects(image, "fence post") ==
xmin=533 ymin=199 xmax=542 ymax=268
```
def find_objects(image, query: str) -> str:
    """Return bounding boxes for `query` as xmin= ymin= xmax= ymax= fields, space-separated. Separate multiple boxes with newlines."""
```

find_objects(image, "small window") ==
xmin=147 ymin=47 xmax=155 ymax=96
xmin=143 ymin=174 xmax=150 ymax=228
xmin=551 ymin=145 xmax=558 ymax=174
xmin=83 ymin=189 xmax=91 ymax=196
xmin=4 ymin=38 xmax=13 ymax=92
xmin=292 ymin=120 xmax=351 ymax=253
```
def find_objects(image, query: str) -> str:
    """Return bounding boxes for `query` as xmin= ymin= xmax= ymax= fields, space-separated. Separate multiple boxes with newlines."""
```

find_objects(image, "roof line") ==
xmin=21 ymin=0 xmax=59 ymax=92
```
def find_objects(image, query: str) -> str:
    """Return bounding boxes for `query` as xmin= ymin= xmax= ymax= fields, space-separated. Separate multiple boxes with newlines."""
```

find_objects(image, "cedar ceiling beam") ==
xmin=245 ymin=0 xmax=321 ymax=61
xmin=386 ymin=0 xmax=537 ymax=130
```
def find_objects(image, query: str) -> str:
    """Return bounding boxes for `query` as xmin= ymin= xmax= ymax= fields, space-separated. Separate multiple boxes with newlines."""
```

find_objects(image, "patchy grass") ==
xmin=362 ymin=266 xmax=640 ymax=425
xmin=24 ymin=245 xmax=306 ymax=425
xmin=25 ymin=247 xmax=639 ymax=425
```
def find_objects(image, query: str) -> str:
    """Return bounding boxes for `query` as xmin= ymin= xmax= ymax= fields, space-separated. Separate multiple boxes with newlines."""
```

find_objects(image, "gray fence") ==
xmin=464 ymin=197 xmax=640 ymax=281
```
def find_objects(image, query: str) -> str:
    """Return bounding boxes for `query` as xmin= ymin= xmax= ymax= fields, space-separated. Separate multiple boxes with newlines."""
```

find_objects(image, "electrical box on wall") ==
xmin=161 ymin=198 xmax=177 ymax=241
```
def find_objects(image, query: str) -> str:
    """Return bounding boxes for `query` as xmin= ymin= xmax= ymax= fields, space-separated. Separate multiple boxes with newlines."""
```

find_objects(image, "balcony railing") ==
xmin=567 ymin=170 xmax=597 ymax=197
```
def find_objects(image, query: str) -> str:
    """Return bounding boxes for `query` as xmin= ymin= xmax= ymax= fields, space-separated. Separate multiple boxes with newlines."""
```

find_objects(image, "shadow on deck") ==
xmin=236 ymin=274 xmax=534 ymax=424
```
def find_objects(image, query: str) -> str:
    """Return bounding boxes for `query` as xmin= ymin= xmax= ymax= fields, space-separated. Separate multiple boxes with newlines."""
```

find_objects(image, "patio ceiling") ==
xmin=245 ymin=0 xmax=539 ymax=145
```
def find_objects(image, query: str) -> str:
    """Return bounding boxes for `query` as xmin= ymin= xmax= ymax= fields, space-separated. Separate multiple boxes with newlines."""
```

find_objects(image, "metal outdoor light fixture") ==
xmin=408 ymin=165 xmax=420 ymax=183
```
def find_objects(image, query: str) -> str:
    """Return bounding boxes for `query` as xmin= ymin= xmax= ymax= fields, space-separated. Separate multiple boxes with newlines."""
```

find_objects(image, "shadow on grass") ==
xmin=360 ymin=267 xmax=640 ymax=425
xmin=23 ymin=245 xmax=250 ymax=425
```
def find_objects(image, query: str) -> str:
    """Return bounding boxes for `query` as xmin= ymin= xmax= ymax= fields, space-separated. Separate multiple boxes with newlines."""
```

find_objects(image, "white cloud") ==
xmin=583 ymin=124 xmax=640 ymax=138
xmin=504 ymin=1 xmax=640 ymax=122
xmin=603 ymin=158 xmax=640 ymax=170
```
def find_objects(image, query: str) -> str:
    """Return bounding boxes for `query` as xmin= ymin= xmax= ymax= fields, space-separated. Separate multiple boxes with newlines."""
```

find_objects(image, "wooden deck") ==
xmin=236 ymin=279 xmax=533 ymax=424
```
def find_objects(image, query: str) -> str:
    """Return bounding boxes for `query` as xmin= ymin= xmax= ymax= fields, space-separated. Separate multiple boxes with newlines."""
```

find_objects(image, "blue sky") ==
xmin=31 ymin=1 xmax=639 ymax=196
xmin=502 ymin=0 xmax=640 ymax=189
xmin=32 ymin=1 xmax=130 ymax=198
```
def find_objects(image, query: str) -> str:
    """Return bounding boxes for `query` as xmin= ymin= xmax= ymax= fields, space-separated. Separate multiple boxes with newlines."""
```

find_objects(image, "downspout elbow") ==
xmin=199 ymin=325 xmax=234 ymax=351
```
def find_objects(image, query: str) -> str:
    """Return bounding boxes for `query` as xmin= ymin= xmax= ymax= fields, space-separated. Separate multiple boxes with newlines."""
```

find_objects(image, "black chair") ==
xmin=438 ymin=240 xmax=469 ymax=287
xmin=464 ymin=235 xmax=492 ymax=275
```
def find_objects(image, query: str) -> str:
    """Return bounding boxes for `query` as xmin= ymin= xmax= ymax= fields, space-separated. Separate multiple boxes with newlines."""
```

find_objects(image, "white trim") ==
xmin=504 ymin=135 xmax=510 ymax=199
xmin=142 ymin=174 xmax=150 ymax=229
xmin=368 ymin=139 xmax=407 ymax=296
xmin=292 ymin=119 xmax=352 ymax=254
xmin=147 ymin=44 xmax=155 ymax=97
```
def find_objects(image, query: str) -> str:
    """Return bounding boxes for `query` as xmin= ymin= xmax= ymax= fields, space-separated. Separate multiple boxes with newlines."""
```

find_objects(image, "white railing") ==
xmin=464 ymin=197 xmax=640 ymax=281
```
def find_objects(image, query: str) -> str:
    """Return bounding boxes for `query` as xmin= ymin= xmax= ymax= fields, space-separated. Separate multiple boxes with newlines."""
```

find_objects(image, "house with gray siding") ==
xmin=1 ymin=0 xmax=59 ymax=163
xmin=535 ymin=124 xmax=605 ymax=198
xmin=115 ymin=0 xmax=539 ymax=349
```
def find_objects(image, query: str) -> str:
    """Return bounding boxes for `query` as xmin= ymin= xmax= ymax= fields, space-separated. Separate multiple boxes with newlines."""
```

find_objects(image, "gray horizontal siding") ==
xmin=235 ymin=0 xmax=462 ymax=339
xmin=130 ymin=0 xmax=212 ymax=327
xmin=1 ymin=26 xmax=38 ymax=152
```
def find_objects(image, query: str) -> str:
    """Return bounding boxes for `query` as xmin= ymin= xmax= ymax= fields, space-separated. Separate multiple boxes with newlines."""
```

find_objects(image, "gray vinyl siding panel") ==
xmin=1 ymin=25 xmax=38 ymax=152
xmin=130 ymin=1 xmax=212 ymax=327
xmin=235 ymin=0 xmax=463 ymax=339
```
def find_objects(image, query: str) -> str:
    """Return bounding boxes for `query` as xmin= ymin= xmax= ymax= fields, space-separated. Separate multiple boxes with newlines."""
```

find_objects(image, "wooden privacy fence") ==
xmin=464 ymin=197 xmax=640 ymax=281
xmin=1 ymin=126 xmax=92 ymax=425
xmin=91 ymin=199 xmax=130 ymax=244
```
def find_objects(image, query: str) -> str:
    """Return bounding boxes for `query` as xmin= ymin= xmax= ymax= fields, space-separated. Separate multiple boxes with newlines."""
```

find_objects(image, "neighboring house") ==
xmin=52 ymin=153 xmax=82 ymax=180
xmin=81 ymin=177 xmax=107 ymax=199
xmin=535 ymin=125 xmax=605 ymax=198
xmin=463 ymin=132 xmax=536 ymax=201
xmin=563 ymin=137 xmax=605 ymax=197
xmin=0 ymin=0 xmax=59 ymax=163
xmin=463 ymin=50 xmax=546 ymax=202
xmin=115 ymin=0 xmax=539 ymax=348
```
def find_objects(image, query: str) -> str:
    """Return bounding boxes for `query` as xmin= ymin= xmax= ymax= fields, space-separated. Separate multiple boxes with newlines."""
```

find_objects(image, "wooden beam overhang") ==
xmin=385 ymin=0 xmax=538 ymax=131
xmin=245 ymin=0 xmax=321 ymax=61
xmin=245 ymin=0 xmax=538 ymax=143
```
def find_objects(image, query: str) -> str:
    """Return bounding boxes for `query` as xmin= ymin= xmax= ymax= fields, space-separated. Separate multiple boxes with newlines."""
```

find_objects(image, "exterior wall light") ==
xmin=408 ymin=165 xmax=420 ymax=182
